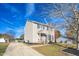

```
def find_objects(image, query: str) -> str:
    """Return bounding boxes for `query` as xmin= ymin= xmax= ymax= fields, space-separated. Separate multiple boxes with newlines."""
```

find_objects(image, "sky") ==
xmin=0 ymin=3 xmax=66 ymax=38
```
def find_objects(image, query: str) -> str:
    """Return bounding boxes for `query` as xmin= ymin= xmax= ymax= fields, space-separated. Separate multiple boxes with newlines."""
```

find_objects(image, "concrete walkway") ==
xmin=29 ymin=44 xmax=49 ymax=48
xmin=3 ymin=42 xmax=43 ymax=56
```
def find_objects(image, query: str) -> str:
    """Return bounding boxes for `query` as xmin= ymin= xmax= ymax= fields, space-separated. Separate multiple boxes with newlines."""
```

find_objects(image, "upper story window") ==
xmin=47 ymin=27 xmax=49 ymax=30
xmin=42 ymin=26 xmax=48 ymax=30
xmin=37 ymin=24 xmax=41 ymax=29
xmin=43 ymin=26 xmax=45 ymax=30
xmin=37 ymin=24 xmax=49 ymax=30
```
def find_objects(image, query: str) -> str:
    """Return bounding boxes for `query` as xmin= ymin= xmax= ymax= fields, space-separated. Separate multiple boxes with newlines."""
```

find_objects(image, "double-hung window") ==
xmin=37 ymin=24 xmax=41 ymax=29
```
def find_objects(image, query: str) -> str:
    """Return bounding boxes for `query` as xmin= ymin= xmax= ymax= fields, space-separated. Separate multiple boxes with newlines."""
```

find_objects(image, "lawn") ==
xmin=32 ymin=43 xmax=76 ymax=56
xmin=0 ymin=43 xmax=9 ymax=56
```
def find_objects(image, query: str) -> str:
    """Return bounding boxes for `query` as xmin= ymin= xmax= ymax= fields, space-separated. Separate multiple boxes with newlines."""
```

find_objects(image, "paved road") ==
xmin=3 ymin=42 xmax=43 ymax=56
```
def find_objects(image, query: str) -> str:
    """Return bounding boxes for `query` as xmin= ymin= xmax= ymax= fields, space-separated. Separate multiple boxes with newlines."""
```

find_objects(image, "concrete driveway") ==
xmin=3 ymin=42 xmax=43 ymax=56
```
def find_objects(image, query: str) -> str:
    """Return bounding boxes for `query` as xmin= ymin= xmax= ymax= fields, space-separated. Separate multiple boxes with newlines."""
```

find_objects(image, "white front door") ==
xmin=41 ymin=36 xmax=47 ymax=44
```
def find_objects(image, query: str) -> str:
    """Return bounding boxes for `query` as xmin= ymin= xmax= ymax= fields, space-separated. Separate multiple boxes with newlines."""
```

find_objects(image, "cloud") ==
xmin=3 ymin=4 xmax=19 ymax=13
xmin=2 ymin=4 xmax=22 ymax=19
xmin=1 ymin=18 xmax=19 ymax=29
xmin=6 ymin=27 xmax=14 ymax=31
xmin=1 ymin=18 xmax=14 ymax=25
xmin=0 ymin=26 xmax=24 ymax=38
xmin=16 ymin=28 xmax=24 ymax=33
xmin=14 ymin=26 xmax=24 ymax=38
xmin=24 ymin=3 xmax=35 ymax=18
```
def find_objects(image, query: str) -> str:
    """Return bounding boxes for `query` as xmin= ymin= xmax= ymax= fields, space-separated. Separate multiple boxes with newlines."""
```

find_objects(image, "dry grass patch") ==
xmin=0 ymin=43 xmax=9 ymax=56
xmin=33 ymin=44 xmax=68 ymax=56
xmin=32 ymin=43 xmax=76 ymax=56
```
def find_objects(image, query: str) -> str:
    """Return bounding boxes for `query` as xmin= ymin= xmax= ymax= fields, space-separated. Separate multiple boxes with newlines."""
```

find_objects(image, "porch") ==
xmin=38 ymin=30 xmax=54 ymax=44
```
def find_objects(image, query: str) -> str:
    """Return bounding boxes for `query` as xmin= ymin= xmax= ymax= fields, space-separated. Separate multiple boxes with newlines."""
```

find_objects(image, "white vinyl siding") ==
xmin=24 ymin=21 xmax=33 ymax=43
xmin=37 ymin=24 xmax=48 ymax=30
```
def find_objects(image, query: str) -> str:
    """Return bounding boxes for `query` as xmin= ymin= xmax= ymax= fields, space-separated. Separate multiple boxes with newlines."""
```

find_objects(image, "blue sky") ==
xmin=0 ymin=3 xmax=66 ymax=38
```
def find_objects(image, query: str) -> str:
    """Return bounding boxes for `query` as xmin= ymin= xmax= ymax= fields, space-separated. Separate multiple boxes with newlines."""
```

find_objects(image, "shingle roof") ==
xmin=27 ymin=20 xmax=51 ymax=27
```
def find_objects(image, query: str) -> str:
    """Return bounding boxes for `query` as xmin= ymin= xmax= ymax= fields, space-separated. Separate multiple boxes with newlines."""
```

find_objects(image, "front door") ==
xmin=41 ymin=33 xmax=47 ymax=44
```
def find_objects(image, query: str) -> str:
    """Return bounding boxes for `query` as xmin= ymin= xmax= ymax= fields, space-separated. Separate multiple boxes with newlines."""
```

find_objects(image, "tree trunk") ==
xmin=55 ymin=36 xmax=57 ymax=43
xmin=77 ymin=34 xmax=79 ymax=50
xmin=77 ymin=24 xmax=79 ymax=50
xmin=77 ymin=43 xmax=79 ymax=50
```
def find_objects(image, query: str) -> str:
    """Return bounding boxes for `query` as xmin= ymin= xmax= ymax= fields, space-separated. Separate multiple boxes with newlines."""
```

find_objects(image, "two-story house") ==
xmin=24 ymin=20 xmax=55 ymax=44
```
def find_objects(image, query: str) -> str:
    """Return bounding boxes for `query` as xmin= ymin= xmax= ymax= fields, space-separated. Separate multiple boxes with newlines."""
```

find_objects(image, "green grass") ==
xmin=0 ymin=43 xmax=9 ymax=56
xmin=33 ymin=43 xmax=76 ymax=56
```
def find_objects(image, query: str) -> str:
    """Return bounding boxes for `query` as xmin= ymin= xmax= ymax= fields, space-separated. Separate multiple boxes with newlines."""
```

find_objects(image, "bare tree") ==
xmin=5 ymin=30 xmax=15 ymax=42
xmin=20 ymin=34 xmax=24 ymax=40
xmin=48 ymin=4 xmax=79 ymax=50
xmin=38 ymin=3 xmax=79 ymax=49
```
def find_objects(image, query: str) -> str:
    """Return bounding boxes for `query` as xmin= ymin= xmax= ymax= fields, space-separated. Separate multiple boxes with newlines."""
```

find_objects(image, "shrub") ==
xmin=64 ymin=40 xmax=67 ymax=43
xmin=48 ymin=41 xmax=53 ymax=44
xmin=60 ymin=41 xmax=62 ymax=43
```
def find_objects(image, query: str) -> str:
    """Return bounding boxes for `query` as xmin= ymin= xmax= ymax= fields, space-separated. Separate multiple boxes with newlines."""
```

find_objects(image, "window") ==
xmin=45 ymin=26 xmax=48 ymax=30
xmin=37 ymin=24 xmax=40 ymax=29
xmin=47 ymin=27 xmax=49 ymax=30
xmin=43 ymin=26 xmax=45 ymax=30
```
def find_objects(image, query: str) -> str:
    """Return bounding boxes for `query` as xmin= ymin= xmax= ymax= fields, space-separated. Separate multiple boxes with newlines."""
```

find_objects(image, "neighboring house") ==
xmin=0 ymin=37 xmax=10 ymax=43
xmin=24 ymin=20 xmax=56 ymax=44
xmin=0 ymin=38 xmax=5 ymax=42
xmin=66 ymin=39 xmax=73 ymax=45
xmin=57 ymin=37 xmax=73 ymax=44
xmin=4 ymin=37 xmax=10 ymax=43
xmin=0 ymin=34 xmax=10 ymax=43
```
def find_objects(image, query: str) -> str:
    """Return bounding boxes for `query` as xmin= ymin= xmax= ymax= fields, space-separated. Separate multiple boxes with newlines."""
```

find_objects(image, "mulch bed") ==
xmin=63 ymin=48 xmax=79 ymax=56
